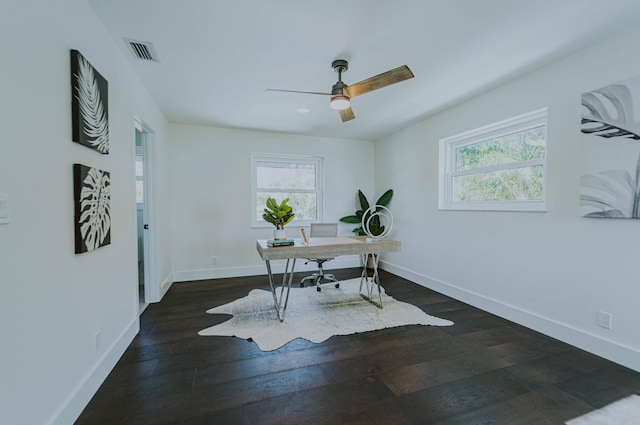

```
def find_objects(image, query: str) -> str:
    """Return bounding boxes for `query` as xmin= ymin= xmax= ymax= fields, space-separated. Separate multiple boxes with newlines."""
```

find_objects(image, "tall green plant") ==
xmin=262 ymin=197 xmax=295 ymax=229
xmin=340 ymin=189 xmax=393 ymax=236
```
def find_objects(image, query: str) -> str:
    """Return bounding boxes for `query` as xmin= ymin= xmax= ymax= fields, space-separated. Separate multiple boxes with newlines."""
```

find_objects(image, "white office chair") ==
xmin=300 ymin=223 xmax=340 ymax=292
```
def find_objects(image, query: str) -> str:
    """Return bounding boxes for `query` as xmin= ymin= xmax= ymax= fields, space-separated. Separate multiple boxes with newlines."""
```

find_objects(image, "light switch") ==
xmin=0 ymin=194 xmax=9 ymax=224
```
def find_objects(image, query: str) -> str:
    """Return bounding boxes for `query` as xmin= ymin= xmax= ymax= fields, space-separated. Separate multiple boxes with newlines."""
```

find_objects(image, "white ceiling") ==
xmin=88 ymin=0 xmax=640 ymax=141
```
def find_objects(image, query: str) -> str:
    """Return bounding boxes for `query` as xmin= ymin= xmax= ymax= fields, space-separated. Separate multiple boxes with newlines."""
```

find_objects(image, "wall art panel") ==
xmin=73 ymin=164 xmax=111 ymax=253
xmin=70 ymin=49 xmax=109 ymax=154
xmin=580 ymin=76 xmax=640 ymax=218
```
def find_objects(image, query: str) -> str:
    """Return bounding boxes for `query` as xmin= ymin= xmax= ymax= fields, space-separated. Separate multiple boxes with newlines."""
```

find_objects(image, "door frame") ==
xmin=135 ymin=117 xmax=160 ymax=305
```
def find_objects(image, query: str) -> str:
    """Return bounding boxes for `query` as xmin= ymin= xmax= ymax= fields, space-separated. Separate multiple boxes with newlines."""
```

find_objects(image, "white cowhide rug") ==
xmin=198 ymin=278 xmax=453 ymax=351
xmin=566 ymin=395 xmax=640 ymax=425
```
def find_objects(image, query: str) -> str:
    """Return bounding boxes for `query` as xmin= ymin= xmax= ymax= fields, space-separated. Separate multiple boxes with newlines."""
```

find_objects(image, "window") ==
xmin=251 ymin=153 xmax=323 ymax=227
xmin=439 ymin=108 xmax=547 ymax=212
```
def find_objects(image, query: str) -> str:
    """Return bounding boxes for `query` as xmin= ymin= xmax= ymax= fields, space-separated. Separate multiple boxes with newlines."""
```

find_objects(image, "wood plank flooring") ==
xmin=75 ymin=269 xmax=640 ymax=424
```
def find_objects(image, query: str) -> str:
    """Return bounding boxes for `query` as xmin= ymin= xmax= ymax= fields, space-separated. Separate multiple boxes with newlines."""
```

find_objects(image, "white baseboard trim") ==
xmin=173 ymin=256 xmax=361 ymax=283
xmin=380 ymin=260 xmax=640 ymax=373
xmin=50 ymin=316 xmax=140 ymax=425
xmin=160 ymin=272 xmax=173 ymax=300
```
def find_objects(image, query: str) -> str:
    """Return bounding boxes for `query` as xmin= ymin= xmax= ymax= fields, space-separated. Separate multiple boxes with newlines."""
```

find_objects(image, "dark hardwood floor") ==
xmin=76 ymin=269 xmax=640 ymax=424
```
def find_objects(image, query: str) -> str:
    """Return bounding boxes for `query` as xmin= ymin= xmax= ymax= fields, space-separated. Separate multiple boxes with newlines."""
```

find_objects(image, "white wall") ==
xmin=376 ymin=23 xmax=640 ymax=372
xmin=2 ymin=3 xmax=638 ymax=424
xmin=0 ymin=1 xmax=171 ymax=424
xmin=169 ymin=124 xmax=375 ymax=280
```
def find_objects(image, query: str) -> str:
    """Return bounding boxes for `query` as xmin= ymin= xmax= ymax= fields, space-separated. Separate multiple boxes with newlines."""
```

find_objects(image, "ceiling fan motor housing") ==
xmin=331 ymin=81 xmax=348 ymax=96
xmin=331 ymin=59 xmax=348 ymax=73
xmin=331 ymin=59 xmax=349 ymax=99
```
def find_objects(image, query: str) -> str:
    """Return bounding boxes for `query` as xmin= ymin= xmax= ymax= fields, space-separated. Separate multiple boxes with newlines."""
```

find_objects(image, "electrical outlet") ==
xmin=211 ymin=256 xmax=217 ymax=265
xmin=597 ymin=311 xmax=613 ymax=330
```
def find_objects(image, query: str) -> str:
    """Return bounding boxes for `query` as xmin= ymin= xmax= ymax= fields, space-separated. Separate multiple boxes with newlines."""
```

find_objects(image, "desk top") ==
xmin=256 ymin=236 xmax=400 ymax=261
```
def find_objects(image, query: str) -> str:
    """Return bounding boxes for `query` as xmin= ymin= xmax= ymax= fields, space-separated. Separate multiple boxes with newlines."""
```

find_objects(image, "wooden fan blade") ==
xmin=339 ymin=106 xmax=355 ymax=122
xmin=345 ymin=65 xmax=414 ymax=98
xmin=265 ymin=88 xmax=331 ymax=96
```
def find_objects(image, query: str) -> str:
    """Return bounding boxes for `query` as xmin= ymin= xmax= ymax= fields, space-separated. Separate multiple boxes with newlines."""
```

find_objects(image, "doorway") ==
xmin=135 ymin=119 xmax=159 ymax=313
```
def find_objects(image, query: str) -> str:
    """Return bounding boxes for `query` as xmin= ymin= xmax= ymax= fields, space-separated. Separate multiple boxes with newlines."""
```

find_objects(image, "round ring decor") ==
xmin=361 ymin=205 xmax=394 ymax=240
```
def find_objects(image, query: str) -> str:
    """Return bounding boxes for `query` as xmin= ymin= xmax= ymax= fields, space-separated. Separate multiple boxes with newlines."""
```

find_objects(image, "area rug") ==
xmin=566 ymin=395 xmax=640 ymax=424
xmin=198 ymin=278 xmax=453 ymax=351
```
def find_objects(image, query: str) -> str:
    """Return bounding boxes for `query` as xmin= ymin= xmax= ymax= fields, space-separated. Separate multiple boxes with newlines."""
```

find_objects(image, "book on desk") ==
xmin=267 ymin=239 xmax=294 ymax=247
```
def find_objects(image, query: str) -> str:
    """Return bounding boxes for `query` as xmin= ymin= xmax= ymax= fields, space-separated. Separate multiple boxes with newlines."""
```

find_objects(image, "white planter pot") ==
xmin=273 ymin=229 xmax=287 ymax=240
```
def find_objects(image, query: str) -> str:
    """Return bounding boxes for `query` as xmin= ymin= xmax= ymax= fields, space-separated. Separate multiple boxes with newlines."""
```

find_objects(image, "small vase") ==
xmin=273 ymin=229 xmax=287 ymax=240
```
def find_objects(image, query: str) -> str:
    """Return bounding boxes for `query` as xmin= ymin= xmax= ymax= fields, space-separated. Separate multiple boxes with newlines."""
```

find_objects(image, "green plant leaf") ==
xmin=342 ymin=189 xmax=393 ymax=236
xmin=283 ymin=215 xmax=295 ymax=226
xmin=358 ymin=190 xmax=370 ymax=211
xmin=266 ymin=197 xmax=277 ymax=211
xmin=340 ymin=215 xmax=361 ymax=223
xmin=264 ymin=196 xmax=295 ymax=228
xmin=262 ymin=213 xmax=275 ymax=225
xmin=376 ymin=189 xmax=393 ymax=207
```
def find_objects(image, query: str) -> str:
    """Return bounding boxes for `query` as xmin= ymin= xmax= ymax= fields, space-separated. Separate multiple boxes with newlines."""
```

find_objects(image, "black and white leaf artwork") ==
xmin=580 ymin=77 xmax=640 ymax=218
xmin=582 ymin=84 xmax=640 ymax=140
xmin=70 ymin=50 xmax=109 ymax=154
xmin=74 ymin=164 xmax=111 ymax=253
xmin=580 ymin=157 xmax=640 ymax=218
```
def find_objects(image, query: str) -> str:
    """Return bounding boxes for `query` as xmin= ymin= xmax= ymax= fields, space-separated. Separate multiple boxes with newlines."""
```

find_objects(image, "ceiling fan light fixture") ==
xmin=330 ymin=95 xmax=351 ymax=110
xmin=265 ymin=59 xmax=413 ymax=123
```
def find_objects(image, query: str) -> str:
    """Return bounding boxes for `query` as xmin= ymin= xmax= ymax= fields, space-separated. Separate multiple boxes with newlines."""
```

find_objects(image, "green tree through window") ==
xmin=439 ymin=109 xmax=547 ymax=212
xmin=252 ymin=154 xmax=323 ymax=226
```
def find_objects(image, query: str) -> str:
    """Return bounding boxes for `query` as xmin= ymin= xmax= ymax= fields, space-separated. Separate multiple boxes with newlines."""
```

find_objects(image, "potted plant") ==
xmin=340 ymin=189 xmax=393 ymax=236
xmin=263 ymin=197 xmax=295 ymax=240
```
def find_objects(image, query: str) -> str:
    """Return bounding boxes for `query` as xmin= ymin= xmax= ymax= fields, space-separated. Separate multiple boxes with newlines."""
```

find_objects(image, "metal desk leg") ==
xmin=359 ymin=253 xmax=383 ymax=308
xmin=265 ymin=258 xmax=297 ymax=322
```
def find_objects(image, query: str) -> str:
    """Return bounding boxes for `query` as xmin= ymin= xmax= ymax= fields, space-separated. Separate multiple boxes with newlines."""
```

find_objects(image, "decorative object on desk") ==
xmin=70 ymin=50 xmax=109 ymax=154
xmin=340 ymin=189 xmax=393 ymax=236
xmin=198 ymin=278 xmax=452 ymax=351
xmin=580 ymin=75 xmax=640 ymax=218
xmin=73 ymin=164 xmax=111 ymax=253
xmin=565 ymin=394 xmax=640 ymax=425
xmin=267 ymin=238 xmax=294 ymax=247
xmin=362 ymin=205 xmax=393 ymax=240
xmin=262 ymin=196 xmax=295 ymax=239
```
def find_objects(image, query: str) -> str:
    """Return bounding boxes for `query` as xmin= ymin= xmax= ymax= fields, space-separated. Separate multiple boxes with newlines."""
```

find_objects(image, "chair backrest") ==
xmin=310 ymin=223 xmax=338 ymax=238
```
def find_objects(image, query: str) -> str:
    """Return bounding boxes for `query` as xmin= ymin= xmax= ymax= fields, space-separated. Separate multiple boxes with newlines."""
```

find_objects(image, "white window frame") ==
xmin=438 ymin=108 xmax=548 ymax=212
xmin=251 ymin=153 xmax=324 ymax=228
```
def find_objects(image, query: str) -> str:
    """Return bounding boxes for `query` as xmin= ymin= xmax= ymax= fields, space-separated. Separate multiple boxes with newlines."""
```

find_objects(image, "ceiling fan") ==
xmin=266 ymin=59 xmax=414 ymax=122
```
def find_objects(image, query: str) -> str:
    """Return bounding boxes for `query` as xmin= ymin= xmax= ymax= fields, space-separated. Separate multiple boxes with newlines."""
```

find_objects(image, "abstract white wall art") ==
xmin=580 ymin=76 xmax=640 ymax=218
xmin=74 ymin=164 xmax=111 ymax=253
xmin=70 ymin=50 xmax=109 ymax=154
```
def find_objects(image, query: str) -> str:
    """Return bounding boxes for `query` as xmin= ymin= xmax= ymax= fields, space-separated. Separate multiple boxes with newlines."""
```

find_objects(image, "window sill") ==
xmin=438 ymin=201 xmax=547 ymax=212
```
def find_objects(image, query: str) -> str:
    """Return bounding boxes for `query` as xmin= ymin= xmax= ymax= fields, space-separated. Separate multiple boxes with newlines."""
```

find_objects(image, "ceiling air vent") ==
xmin=124 ymin=38 xmax=159 ymax=63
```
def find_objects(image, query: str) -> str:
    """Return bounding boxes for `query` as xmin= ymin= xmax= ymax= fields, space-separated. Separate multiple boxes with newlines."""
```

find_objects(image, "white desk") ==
xmin=256 ymin=236 xmax=401 ymax=321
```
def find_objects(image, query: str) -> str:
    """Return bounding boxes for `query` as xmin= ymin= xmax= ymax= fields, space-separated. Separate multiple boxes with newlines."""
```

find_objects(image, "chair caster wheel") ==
xmin=300 ymin=283 xmax=304 ymax=288
xmin=317 ymin=287 xmax=321 ymax=292
xmin=335 ymin=283 xmax=340 ymax=288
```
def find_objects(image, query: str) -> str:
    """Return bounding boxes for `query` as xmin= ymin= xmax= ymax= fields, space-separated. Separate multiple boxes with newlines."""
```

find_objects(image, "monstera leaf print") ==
xmin=581 ymin=84 xmax=640 ymax=140
xmin=580 ymin=155 xmax=640 ymax=218
xmin=71 ymin=50 xmax=109 ymax=154
xmin=74 ymin=164 xmax=111 ymax=253
xmin=580 ymin=78 xmax=640 ymax=218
